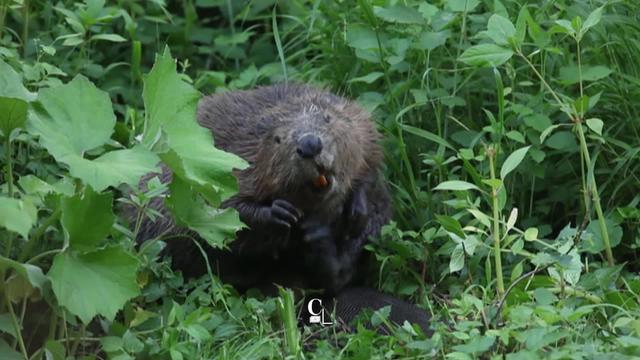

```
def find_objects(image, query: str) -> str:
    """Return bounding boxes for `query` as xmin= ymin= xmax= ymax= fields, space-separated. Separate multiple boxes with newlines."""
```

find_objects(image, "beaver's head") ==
xmin=251 ymin=100 xmax=381 ymax=208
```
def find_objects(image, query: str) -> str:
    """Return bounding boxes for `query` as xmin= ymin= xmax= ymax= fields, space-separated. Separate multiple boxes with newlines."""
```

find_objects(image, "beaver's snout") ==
xmin=296 ymin=133 xmax=323 ymax=159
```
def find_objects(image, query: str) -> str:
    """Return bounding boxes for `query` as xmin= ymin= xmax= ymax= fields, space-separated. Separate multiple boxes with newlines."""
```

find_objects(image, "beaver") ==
xmin=135 ymin=83 xmax=431 ymax=333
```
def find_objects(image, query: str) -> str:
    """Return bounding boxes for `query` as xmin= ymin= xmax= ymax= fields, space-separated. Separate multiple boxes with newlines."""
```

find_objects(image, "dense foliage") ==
xmin=1 ymin=0 xmax=639 ymax=358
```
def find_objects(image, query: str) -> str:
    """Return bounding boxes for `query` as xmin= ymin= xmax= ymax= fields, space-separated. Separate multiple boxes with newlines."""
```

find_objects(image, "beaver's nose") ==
xmin=296 ymin=134 xmax=323 ymax=158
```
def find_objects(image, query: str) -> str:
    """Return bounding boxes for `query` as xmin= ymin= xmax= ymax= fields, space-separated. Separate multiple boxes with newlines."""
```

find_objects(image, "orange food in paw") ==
xmin=313 ymin=175 xmax=328 ymax=188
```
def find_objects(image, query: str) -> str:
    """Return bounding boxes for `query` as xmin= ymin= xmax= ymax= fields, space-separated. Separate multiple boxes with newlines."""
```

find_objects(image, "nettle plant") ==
xmin=0 ymin=49 xmax=246 ymax=358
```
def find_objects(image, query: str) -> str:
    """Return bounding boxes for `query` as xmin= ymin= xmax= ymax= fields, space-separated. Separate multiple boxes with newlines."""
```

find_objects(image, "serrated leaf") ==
xmin=28 ymin=75 xmax=159 ymax=191
xmin=500 ymin=146 xmax=530 ymax=179
xmin=48 ymin=246 xmax=140 ymax=324
xmin=487 ymin=14 xmax=516 ymax=46
xmin=0 ymin=197 xmax=37 ymax=239
xmin=434 ymin=180 xmax=480 ymax=191
xmin=586 ymin=118 xmax=604 ymax=135
xmin=166 ymin=176 xmax=245 ymax=248
xmin=144 ymin=48 xmax=247 ymax=205
xmin=459 ymin=44 xmax=513 ymax=67
xmin=61 ymin=187 xmax=114 ymax=251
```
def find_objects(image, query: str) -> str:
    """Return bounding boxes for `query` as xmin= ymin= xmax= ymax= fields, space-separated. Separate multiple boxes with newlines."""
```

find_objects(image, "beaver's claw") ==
xmin=268 ymin=199 xmax=302 ymax=229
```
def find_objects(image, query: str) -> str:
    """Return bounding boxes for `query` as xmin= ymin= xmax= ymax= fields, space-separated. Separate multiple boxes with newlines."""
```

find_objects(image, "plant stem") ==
xmin=519 ymin=50 xmax=614 ymax=266
xmin=22 ymin=0 xmax=29 ymax=56
xmin=488 ymin=147 xmax=504 ymax=296
xmin=575 ymin=124 xmax=614 ymax=265
xmin=4 ymin=291 xmax=28 ymax=359
xmin=0 ymin=0 xmax=7 ymax=39
xmin=5 ymin=135 xmax=14 ymax=197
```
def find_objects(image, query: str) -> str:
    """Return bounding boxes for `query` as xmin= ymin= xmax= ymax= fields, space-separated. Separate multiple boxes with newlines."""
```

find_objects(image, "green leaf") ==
xmin=500 ymin=146 xmax=530 ymax=179
xmin=459 ymin=44 xmax=513 ymax=67
xmin=402 ymin=124 xmax=455 ymax=150
xmin=447 ymin=0 xmax=480 ymax=12
xmin=348 ymin=72 xmax=384 ymax=84
xmin=0 ymin=197 xmax=37 ymax=239
xmin=545 ymin=131 xmax=577 ymax=150
xmin=524 ymin=114 xmax=552 ymax=132
xmin=166 ymin=176 xmax=245 ymax=249
xmin=559 ymin=65 xmax=612 ymax=85
xmin=582 ymin=7 xmax=603 ymax=33
xmin=586 ymin=118 xmax=604 ymax=135
xmin=61 ymin=187 xmax=114 ymax=251
xmin=452 ymin=335 xmax=496 ymax=353
xmin=0 ymin=60 xmax=35 ymax=102
xmin=436 ymin=214 xmax=465 ymax=238
xmin=487 ymin=14 xmax=516 ymax=46
xmin=524 ymin=227 xmax=538 ymax=241
xmin=434 ymin=180 xmax=480 ymax=191
xmin=449 ymin=244 xmax=465 ymax=273
xmin=0 ymin=98 xmax=28 ymax=137
xmin=48 ymin=246 xmax=140 ymax=324
xmin=90 ymin=34 xmax=127 ymax=42
xmin=346 ymin=25 xmax=379 ymax=51
xmin=514 ymin=7 xmax=528 ymax=45
xmin=582 ymin=218 xmax=622 ymax=254
xmin=66 ymin=147 xmax=161 ymax=192
xmin=144 ymin=48 xmax=247 ymax=204
xmin=373 ymin=5 xmax=424 ymax=24
xmin=28 ymin=75 xmax=159 ymax=191
xmin=0 ymin=60 xmax=35 ymax=136
xmin=0 ymin=256 xmax=47 ymax=291
xmin=415 ymin=31 xmax=450 ymax=51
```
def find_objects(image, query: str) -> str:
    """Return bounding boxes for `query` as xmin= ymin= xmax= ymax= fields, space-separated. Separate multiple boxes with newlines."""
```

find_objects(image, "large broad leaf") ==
xmin=459 ymin=44 xmax=513 ymax=67
xmin=61 ymin=187 xmax=114 ymax=251
xmin=28 ymin=76 xmax=159 ymax=191
xmin=48 ymin=246 xmax=140 ymax=324
xmin=0 ymin=197 xmax=37 ymax=239
xmin=0 ymin=60 xmax=35 ymax=136
xmin=166 ymin=176 xmax=245 ymax=249
xmin=143 ymin=48 xmax=247 ymax=205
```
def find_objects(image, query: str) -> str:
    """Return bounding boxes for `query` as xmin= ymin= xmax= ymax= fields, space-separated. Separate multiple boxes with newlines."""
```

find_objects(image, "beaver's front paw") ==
xmin=264 ymin=199 xmax=302 ymax=229
xmin=347 ymin=187 xmax=368 ymax=237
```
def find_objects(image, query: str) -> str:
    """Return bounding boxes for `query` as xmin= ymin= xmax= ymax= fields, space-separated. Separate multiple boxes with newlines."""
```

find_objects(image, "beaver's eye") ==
xmin=323 ymin=114 xmax=331 ymax=123
xmin=274 ymin=136 xmax=281 ymax=144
